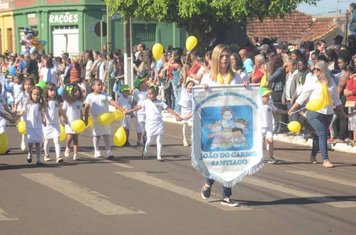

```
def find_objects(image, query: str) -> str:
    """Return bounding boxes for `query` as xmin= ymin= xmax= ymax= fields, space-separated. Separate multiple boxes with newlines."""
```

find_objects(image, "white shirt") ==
xmin=117 ymin=95 xmax=132 ymax=111
xmin=62 ymin=100 xmax=82 ymax=123
xmin=285 ymin=70 xmax=298 ymax=101
xmin=201 ymin=72 xmax=244 ymax=86
xmin=40 ymin=67 xmax=58 ymax=86
xmin=44 ymin=100 xmax=60 ymax=125
xmin=296 ymin=75 xmax=341 ymax=115
xmin=141 ymin=99 xmax=167 ymax=122
xmin=260 ymin=99 xmax=277 ymax=128
xmin=84 ymin=92 xmax=112 ymax=118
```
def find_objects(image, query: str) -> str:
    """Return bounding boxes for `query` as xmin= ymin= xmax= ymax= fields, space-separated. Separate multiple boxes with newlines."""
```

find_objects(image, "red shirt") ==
xmin=346 ymin=75 xmax=356 ymax=101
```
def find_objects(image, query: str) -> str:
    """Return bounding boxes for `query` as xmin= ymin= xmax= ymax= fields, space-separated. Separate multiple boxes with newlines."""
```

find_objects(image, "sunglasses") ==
xmin=313 ymin=68 xmax=321 ymax=72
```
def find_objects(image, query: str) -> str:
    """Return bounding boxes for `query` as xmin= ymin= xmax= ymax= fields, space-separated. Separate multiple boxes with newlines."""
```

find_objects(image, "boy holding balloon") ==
xmin=84 ymin=79 xmax=124 ymax=160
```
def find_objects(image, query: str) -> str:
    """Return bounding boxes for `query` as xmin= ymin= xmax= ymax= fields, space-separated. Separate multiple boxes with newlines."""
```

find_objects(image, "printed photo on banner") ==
xmin=201 ymin=106 xmax=252 ymax=151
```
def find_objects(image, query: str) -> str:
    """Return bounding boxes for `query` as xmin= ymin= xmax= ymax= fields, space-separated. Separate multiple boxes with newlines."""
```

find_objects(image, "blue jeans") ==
xmin=307 ymin=111 xmax=333 ymax=160
xmin=205 ymin=178 xmax=232 ymax=198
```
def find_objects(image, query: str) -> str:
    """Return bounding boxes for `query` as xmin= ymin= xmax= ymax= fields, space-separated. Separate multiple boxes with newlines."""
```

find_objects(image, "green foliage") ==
xmin=105 ymin=0 xmax=319 ymax=49
xmin=106 ymin=0 xmax=318 ymax=22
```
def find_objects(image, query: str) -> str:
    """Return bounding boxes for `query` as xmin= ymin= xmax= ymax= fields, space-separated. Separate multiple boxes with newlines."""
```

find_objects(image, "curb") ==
xmin=162 ymin=113 xmax=356 ymax=154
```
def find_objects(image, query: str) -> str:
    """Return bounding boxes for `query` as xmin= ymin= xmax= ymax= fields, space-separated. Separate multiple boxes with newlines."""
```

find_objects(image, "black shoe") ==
xmin=201 ymin=184 xmax=211 ymax=200
xmin=123 ymin=142 xmax=131 ymax=147
xmin=36 ymin=161 xmax=44 ymax=166
xmin=106 ymin=155 xmax=114 ymax=160
xmin=27 ymin=152 xmax=32 ymax=163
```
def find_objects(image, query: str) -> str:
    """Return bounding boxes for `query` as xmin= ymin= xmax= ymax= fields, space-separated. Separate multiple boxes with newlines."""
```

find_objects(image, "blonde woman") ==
xmin=200 ymin=44 xmax=244 ymax=87
xmin=200 ymin=44 xmax=246 ymax=207
xmin=288 ymin=60 xmax=353 ymax=168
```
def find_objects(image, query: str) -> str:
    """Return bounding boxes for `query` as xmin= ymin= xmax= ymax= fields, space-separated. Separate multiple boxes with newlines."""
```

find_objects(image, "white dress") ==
xmin=0 ymin=94 xmax=7 ymax=133
xmin=141 ymin=99 xmax=167 ymax=137
xmin=84 ymin=92 xmax=112 ymax=136
xmin=178 ymin=87 xmax=193 ymax=124
xmin=133 ymin=90 xmax=147 ymax=123
xmin=15 ymin=91 xmax=29 ymax=113
xmin=117 ymin=95 xmax=132 ymax=129
xmin=43 ymin=100 xmax=61 ymax=139
xmin=63 ymin=100 xmax=83 ymax=134
xmin=24 ymin=102 xmax=43 ymax=143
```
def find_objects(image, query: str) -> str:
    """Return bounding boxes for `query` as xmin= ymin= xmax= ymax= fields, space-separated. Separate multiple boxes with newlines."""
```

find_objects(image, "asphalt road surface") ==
xmin=1 ymin=122 xmax=355 ymax=235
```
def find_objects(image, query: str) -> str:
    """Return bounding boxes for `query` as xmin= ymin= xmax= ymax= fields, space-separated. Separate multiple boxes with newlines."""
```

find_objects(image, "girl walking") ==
xmin=62 ymin=83 xmax=84 ymax=160
xmin=18 ymin=86 xmax=44 ymax=165
xmin=13 ymin=77 xmax=35 ymax=151
xmin=42 ymin=83 xmax=67 ymax=163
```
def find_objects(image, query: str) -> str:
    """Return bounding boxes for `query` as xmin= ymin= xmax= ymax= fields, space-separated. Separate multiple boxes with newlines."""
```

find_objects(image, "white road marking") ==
xmin=288 ymin=171 xmax=356 ymax=188
xmin=0 ymin=208 xmax=18 ymax=221
xmin=111 ymin=162 xmax=134 ymax=169
xmin=116 ymin=171 xmax=251 ymax=211
xmin=244 ymin=177 xmax=356 ymax=208
xmin=22 ymin=173 xmax=145 ymax=215
xmin=79 ymin=151 xmax=134 ymax=168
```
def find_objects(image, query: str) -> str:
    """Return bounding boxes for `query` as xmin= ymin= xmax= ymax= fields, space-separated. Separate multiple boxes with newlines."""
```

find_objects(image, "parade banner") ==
xmin=192 ymin=85 xmax=263 ymax=188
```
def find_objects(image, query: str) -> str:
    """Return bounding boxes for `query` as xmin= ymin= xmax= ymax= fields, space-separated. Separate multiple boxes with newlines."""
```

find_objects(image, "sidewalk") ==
xmin=162 ymin=112 xmax=356 ymax=154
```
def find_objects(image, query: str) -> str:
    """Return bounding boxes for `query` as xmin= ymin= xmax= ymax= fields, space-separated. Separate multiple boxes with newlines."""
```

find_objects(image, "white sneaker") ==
xmin=21 ymin=143 xmax=27 ymax=151
xmin=73 ymin=154 xmax=80 ymax=160
xmin=183 ymin=140 xmax=189 ymax=147
xmin=94 ymin=151 xmax=101 ymax=159
xmin=44 ymin=155 xmax=51 ymax=162
xmin=56 ymin=158 xmax=64 ymax=163
xmin=157 ymin=156 xmax=164 ymax=162
xmin=221 ymin=198 xmax=239 ymax=207
xmin=64 ymin=148 xmax=70 ymax=158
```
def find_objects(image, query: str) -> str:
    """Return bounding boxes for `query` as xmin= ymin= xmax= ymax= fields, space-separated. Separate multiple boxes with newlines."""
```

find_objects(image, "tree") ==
xmin=105 ymin=0 xmax=319 ymax=51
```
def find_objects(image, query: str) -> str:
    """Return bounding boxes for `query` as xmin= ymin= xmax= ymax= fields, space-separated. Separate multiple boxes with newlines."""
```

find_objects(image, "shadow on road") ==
xmin=238 ymin=195 xmax=356 ymax=206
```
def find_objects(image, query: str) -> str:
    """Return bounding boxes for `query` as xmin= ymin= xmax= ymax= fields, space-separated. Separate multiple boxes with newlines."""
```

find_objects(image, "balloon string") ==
xmin=290 ymin=107 xmax=306 ymax=115
xmin=279 ymin=121 xmax=288 ymax=126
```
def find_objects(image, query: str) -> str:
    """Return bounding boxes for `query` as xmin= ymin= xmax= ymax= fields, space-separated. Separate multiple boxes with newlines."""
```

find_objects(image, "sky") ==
xmin=297 ymin=0 xmax=353 ymax=16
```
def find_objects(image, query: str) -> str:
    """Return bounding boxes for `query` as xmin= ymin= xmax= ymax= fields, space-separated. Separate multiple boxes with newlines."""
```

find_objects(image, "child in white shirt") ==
xmin=84 ymin=79 xmax=124 ymax=159
xmin=178 ymin=80 xmax=195 ymax=146
xmin=126 ymin=86 xmax=182 ymax=161
xmin=260 ymin=87 xmax=287 ymax=164
xmin=117 ymin=84 xmax=134 ymax=146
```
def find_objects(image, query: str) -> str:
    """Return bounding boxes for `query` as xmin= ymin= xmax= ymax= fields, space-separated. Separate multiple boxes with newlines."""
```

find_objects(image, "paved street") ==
xmin=1 ymin=121 xmax=356 ymax=235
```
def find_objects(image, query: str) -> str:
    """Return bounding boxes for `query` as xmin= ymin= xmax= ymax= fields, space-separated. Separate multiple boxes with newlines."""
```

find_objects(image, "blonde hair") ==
xmin=210 ymin=44 xmax=233 ymax=82
xmin=315 ymin=60 xmax=332 ymax=85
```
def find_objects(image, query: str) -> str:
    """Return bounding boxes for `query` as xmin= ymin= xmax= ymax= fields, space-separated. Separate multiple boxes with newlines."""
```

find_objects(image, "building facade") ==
xmin=0 ymin=0 xmax=15 ymax=53
xmin=8 ymin=0 xmax=186 ymax=56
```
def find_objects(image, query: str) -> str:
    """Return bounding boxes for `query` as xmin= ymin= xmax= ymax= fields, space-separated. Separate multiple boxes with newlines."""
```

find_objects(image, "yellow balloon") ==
xmin=306 ymin=99 xmax=323 ymax=111
xmin=113 ymin=109 xmax=124 ymax=121
xmin=113 ymin=127 xmax=127 ymax=147
xmin=60 ymin=125 xmax=66 ymax=142
xmin=86 ymin=116 xmax=93 ymax=128
xmin=17 ymin=120 xmax=27 ymax=134
xmin=0 ymin=133 xmax=8 ymax=154
xmin=152 ymin=43 xmax=164 ymax=60
xmin=97 ymin=113 xmax=114 ymax=126
xmin=71 ymin=120 xmax=86 ymax=134
xmin=186 ymin=36 xmax=198 ymax=51
xmin=287 ymin=121 xmax=302 ymax=133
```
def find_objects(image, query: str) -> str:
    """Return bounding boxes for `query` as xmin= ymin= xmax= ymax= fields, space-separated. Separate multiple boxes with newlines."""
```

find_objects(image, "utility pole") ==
xmin=124 ymin=17 xmax=133 ymax=88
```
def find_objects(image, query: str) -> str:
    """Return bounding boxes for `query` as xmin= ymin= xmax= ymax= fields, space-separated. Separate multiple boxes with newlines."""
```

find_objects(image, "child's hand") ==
xmin=176 ymin=116 xmax=183 ymax=122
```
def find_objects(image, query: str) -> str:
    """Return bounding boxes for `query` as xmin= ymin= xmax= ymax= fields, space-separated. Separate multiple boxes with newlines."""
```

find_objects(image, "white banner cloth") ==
xmin=192 ymin=85 xmax=263 ymax=187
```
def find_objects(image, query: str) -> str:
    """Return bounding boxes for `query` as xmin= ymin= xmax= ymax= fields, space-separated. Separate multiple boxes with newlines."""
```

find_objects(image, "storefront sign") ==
xmin=49 ymin=12 xmax=79 ymax=25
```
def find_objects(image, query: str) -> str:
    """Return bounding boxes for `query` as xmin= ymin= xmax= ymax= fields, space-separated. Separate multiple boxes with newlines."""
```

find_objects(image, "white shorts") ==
xmin=262 ymin=127 xmax=273 ymax=141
